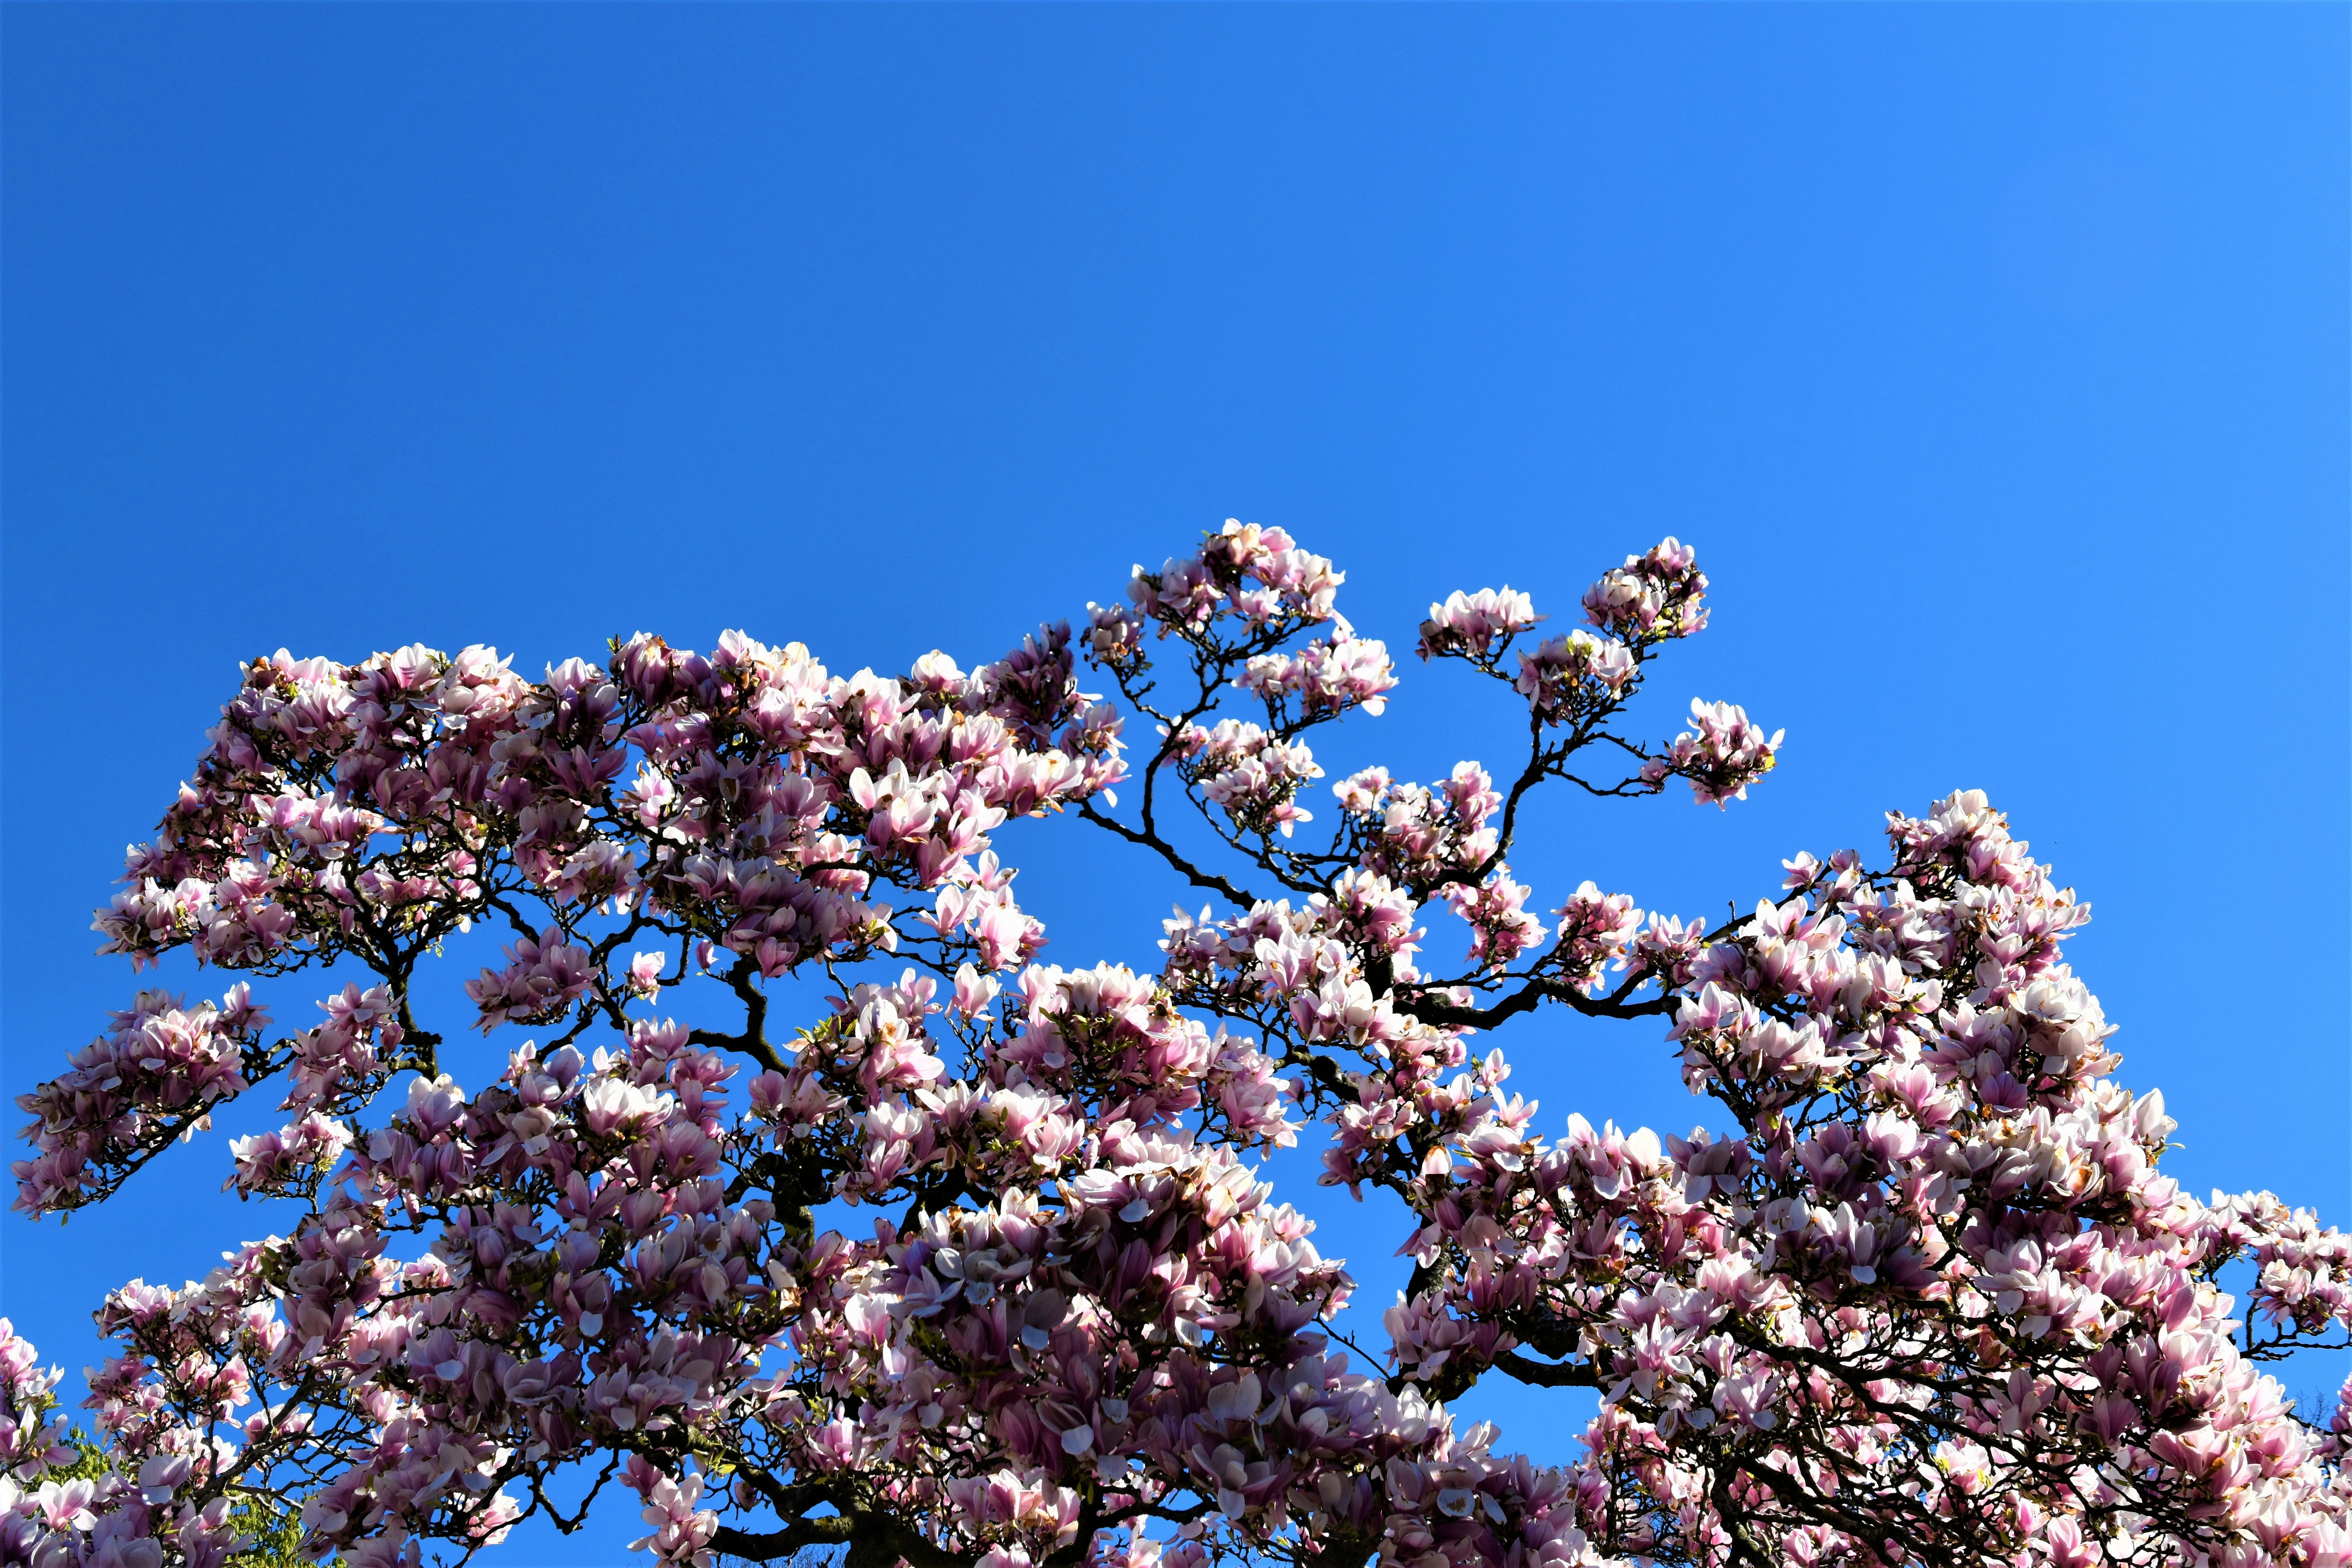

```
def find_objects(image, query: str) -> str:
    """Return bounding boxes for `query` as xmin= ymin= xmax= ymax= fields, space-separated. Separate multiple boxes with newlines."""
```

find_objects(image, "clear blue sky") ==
xmin=5 ymin=5 xmax=2345 ymax=1561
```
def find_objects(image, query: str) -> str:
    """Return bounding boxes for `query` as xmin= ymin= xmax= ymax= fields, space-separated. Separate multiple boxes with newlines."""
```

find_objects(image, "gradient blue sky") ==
xmin=5 ymin=5 xmax=2346 ymax=1561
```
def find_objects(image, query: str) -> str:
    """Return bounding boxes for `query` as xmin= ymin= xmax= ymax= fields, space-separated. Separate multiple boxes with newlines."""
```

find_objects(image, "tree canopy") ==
xmin=9 ymin=523 xmax=2351 ymax=1568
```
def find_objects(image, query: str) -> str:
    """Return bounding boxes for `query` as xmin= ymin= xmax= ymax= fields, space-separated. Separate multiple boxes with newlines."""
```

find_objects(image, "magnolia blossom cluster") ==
xmin=1417 ymin=590 xmax=1540 ymax=664
xmin=1236 ymin=632 xmax=1399 ymax=727
xmin=1129 ymin=522 xmax=1345 ymax=636
xmin=14 ymin=987 xmax=271 ymax=1216
xmin=0 ymin=1321 xmax=76 ymax=1528
xmin=1412 ymin=589 xmax=1638 ymax=733
xmin=11 ymin=521 xmax=2350 ymax=1568
xmin=1173 ymin=722 xmax=1328 ymax=842
xmin=1642 ymin=700 xmax=1783 ymax=808
xmin=1579 ymin=539 xmax=1707 ymax=644
xmin=1512 ymin=635 xmax=1635 ymax=729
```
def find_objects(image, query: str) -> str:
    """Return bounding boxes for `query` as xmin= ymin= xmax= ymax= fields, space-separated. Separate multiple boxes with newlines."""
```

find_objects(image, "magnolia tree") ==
xmin=7 ymin=523 xmax=2352 ymax=1568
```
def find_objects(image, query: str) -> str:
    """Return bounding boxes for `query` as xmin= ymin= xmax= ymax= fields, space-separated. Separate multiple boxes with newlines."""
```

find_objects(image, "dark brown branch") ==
xmin=1077 ymin=800 xmax=1257 ymax=909
xmin=711 ymin=1516 xmax=970 ymax=1568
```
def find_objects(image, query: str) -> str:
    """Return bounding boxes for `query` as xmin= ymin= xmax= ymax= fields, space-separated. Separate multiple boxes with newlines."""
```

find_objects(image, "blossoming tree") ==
xmin=9 ymin=522 xmax=2352 ymax=1568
